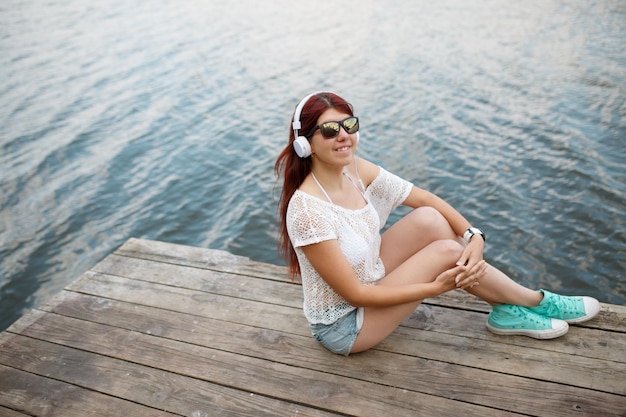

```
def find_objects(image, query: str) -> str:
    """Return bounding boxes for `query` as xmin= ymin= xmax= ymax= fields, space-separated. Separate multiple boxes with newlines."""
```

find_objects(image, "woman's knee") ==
xmin=406 ymin=206 xmax=455 ymax=239
xmin=428 ymin=238 xmax=465 ymax=262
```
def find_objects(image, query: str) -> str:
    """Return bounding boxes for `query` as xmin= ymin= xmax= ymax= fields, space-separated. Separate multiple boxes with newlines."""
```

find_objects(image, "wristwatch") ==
xmin=463 ymin=227 xmax=485 ymax=243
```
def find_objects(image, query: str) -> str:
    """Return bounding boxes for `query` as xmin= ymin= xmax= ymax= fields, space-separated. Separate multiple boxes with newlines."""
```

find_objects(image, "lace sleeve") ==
xmin=366 ymin=167 xmax=413 ymax=228
xmin=286 ymin=192 xmax=337 ymax=248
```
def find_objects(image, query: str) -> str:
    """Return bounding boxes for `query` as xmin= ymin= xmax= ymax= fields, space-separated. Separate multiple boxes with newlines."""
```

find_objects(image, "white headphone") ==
xmin=291 ymin=91 xmax=359 ymax=158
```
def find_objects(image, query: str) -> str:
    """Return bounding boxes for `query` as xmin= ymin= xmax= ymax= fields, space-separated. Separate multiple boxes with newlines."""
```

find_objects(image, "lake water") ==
xmin=1 ymin=0 xmax=625 ymax=330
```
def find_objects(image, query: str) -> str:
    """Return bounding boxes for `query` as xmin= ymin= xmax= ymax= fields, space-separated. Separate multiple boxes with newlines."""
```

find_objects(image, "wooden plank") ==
xmin=91 ymin=254 xmax=303 ymax=308
xmin=10 ymin=310 xmax=518 ymax=417
xmin=0 ymin=333 xmax=340 ymax=417
xmin=0 ymin=406 xmax=31 ymax=417
xmin=5 ymin=307 xmax=46 ymax=335
xmin=67 ymin=271 xmax=308 ymax=335
xmin=114 ymin=238 xmax=287 ymax=281
xmin=90 ymin=254 xmax=626 ymax=364
xmin=66 ymin=271 xmax=626 ymax=394
xmin=113 ymin=238 xmax=625 ymax=331
xmin=384 ymin=325 xmax=626 ymax=395
xmin=400 ymin=304 xmax=626 ymax=364
xmin=3 ymin=238 xmax=624 ymax=417
xmin=593 ymin=302 xmax=626 ymax=332
xmin=40 ymin=291 xmax=626 ymax=417
xmin=0 ymin=365 xmax=178 ymax=417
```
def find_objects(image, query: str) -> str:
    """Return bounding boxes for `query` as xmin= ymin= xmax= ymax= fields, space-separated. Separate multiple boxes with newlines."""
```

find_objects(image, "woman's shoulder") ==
xmin=288 ymin=188 xmax=330 ymax=212
xmin=355 ymin=157 xmax=381 ymax=186
xmin=287 ymin=190 xmax=337 ymax=239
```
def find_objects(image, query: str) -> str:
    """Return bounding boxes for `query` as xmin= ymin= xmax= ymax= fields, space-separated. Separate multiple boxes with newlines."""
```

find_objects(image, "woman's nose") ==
xmin=336 ymin=127 xmax=349 ymax=139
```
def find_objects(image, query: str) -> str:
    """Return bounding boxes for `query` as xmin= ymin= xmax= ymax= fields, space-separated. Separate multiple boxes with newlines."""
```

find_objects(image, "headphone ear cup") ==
xmin=293 ymin=136 xmax=311 ymax=158
xmin=356 ymin=131 xmax=360 ymax=144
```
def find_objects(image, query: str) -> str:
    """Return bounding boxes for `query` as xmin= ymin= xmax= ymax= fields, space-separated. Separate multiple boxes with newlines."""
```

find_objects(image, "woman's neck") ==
xmin=310 ymin=163 xmax=347 ymax=192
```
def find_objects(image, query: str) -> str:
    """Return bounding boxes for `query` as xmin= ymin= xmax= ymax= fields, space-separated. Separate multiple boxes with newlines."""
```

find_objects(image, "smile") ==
xmin=336 ymin=145 xmax=351 ymax=152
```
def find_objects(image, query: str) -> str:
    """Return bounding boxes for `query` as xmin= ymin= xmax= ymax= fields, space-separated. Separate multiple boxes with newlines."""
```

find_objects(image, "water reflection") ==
xmin=0 ymin=0 xmax=624 ymax=330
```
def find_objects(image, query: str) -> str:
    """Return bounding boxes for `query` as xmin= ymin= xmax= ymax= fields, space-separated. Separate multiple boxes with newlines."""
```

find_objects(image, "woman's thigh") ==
xmin=380 ymin=206 xmax=458 ymax=273
xmin=351 ymin=239 xmax=463 ymax=353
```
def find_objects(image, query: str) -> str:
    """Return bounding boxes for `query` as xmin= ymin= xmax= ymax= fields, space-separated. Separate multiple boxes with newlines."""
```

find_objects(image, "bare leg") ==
xmin=465 ymin=264 xmax=542 ymax=307
xmin=351 ymin=207 xmax=543 ymax=353
xmin=379 ymin=207 xmax=457 ymax=271
xmin=382 ymin=207 xmax=543 ymax=307
xmin=351 ymin=238 xmax=462 ymax=353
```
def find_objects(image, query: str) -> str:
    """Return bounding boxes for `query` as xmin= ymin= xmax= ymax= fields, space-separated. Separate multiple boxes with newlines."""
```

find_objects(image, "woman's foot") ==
xmin=487 ymin=304 xmax=569 ymax=339
xmin=529 ymin=290 xmax=600 ymax=324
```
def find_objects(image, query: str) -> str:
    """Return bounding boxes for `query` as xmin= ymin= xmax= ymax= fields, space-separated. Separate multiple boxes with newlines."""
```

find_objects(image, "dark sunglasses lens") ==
xmin=343 ymin=117 xmax=359 ymax=134
xmin=320 ymin=122 xmax=340 ymax=138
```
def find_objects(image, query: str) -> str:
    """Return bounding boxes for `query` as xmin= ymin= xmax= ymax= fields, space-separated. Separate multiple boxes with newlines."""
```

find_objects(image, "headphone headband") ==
xmin=292 ymin=90 xmax=332 ymax=137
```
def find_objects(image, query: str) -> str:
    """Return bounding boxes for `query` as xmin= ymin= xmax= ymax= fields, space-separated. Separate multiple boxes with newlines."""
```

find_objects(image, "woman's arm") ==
xmin=355 ymin=156 xmax=475 ymax=237
xmin=301 ymin=239 xmax=463 ymax=307
xmin=403 ymin=186 xmax=474 ymax=237
xmin=404 ymin=186 xmax=486 ymax=280
xmin=354 ymin=157 xmax=485 ymax=279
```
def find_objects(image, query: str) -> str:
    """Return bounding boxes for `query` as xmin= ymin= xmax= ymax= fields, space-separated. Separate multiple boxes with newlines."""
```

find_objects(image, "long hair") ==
xmin=274 ymin=92 xmax=354 ymax=279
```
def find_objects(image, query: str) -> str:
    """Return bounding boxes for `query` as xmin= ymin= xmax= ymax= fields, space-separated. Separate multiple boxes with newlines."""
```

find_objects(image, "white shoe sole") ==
xmin=487 ymin=319 xmax=569 ymax=339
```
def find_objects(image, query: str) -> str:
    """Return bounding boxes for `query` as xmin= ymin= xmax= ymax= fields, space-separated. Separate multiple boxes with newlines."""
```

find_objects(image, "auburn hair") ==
xmin=274 ymin=92 xmax=354 ymax=279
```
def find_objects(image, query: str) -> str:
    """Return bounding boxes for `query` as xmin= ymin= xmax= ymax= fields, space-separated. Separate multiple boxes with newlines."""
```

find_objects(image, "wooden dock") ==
xmin=1 ymin=238 xmax=625 ymax=416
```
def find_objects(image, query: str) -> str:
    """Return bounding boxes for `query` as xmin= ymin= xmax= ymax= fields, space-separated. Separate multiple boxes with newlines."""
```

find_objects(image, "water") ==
xmin=1 ymin=0 xmax=625 ymax=331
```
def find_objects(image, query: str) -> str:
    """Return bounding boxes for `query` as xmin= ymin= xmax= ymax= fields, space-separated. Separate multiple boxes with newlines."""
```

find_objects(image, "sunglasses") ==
xmin=307 ymin=116 xmax=359 ymax=139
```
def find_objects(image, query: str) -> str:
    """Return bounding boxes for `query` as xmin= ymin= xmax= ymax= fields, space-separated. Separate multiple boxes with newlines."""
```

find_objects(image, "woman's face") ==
xmin=309 ymin=108 xmax=357 ymax=166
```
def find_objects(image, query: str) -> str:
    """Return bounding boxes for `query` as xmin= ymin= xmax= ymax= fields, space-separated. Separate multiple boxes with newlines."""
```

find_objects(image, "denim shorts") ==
xmin=309 ymin=307 xmax=364 ymax=356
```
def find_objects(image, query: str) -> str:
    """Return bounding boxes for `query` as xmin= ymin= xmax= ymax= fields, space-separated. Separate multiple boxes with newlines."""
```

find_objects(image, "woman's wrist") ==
xmin=463 ymin=227 xmax=485 ymax=244
xmin=422 ymin=280 xmax=450 ymax=298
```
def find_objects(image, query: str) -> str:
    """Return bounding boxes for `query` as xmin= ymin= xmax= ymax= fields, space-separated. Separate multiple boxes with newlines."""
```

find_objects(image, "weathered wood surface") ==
xmin=1 ymin=238 xmax=625 ymax=416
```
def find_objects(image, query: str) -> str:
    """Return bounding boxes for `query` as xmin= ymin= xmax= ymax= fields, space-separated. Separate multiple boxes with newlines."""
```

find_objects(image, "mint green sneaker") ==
xmin=487 ymin=304 xmax=569 ymax=339
xmin=529 ymin=290 xmax=600 ymax=324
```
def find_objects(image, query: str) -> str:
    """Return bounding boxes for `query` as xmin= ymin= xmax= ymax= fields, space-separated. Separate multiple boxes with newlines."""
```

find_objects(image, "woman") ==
xmin=274 ymin=91 xmax=600 ymax=356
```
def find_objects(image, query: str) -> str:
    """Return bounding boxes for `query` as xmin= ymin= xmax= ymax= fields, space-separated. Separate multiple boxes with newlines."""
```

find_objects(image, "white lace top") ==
xmin=287 ymin=167 xmax=413 ymax=325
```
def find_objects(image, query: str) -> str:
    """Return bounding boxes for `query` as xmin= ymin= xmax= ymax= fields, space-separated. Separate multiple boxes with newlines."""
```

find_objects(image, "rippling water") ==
xmin=1 ymin=0 xmax=625 ymax=330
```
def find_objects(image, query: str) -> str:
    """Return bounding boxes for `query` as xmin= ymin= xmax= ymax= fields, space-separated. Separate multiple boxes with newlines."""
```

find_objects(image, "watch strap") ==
xmin=463 ymin=227 xmax=485 ymax=243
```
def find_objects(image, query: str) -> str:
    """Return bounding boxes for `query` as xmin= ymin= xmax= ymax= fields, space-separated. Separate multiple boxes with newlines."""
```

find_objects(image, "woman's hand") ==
xmin=454 ymin=238 xmax=488 ymax=289
xmin=434 ymin=264 xmax=468 ymax=294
